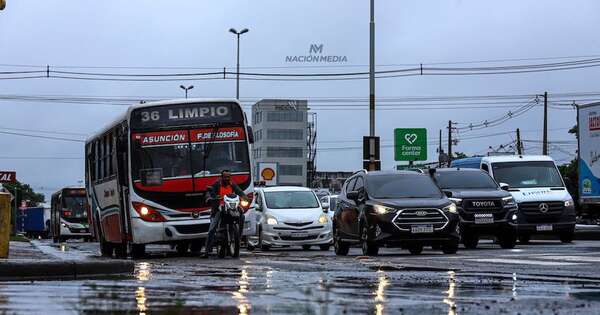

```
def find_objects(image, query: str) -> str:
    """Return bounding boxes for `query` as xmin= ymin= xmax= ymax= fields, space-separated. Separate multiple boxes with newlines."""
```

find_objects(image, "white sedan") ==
xmin=248 ymin=186 xmax=333 ymax=251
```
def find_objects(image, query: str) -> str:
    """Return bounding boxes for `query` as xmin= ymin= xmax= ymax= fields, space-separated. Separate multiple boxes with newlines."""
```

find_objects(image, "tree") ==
xmin=2 ymin=181 xmax=45 ymax=207
xmin=454 ymin=152 xmax=468 ymax=159
xmin=558 ymin=124 xmax=579 ymax=204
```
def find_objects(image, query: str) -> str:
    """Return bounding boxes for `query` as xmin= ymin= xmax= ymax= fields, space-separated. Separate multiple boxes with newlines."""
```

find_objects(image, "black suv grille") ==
xmin=393 ymin=209 xmax=448 ymax=230
xmin=462 ymin=199 xmax=503 ymax=212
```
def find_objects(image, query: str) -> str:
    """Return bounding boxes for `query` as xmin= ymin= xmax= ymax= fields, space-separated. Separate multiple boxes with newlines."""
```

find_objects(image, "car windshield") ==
xmin=491 ymin=161 xmax=564 ymax=188
xmin=367 ymin=174 xmax=443 ymax=199
xmin=62 ymin=196 xmax=87 ymax=219
xmin=435 ymin=171 xmax=498 ymax=189
xmin=264 ymin=191 xmax=320 ymax=209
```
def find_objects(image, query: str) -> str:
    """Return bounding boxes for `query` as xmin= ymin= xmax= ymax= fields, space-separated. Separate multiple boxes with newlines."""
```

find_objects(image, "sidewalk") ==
xmin=0 ymin=239 xmax=134 ymax=281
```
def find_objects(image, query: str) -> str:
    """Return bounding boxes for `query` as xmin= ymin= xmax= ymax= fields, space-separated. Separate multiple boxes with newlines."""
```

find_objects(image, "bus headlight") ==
xmin=318 ymin=214 xmax=328 ymax=224
xmin=443 ymin=203 xmax=458 ymax=214
xmin=564 ymin=199 xmax=574 ymax=207
xmin=140 ymin=206 xmax=150 ymax=216
xmin=266 ymin=217 xmax=278 ymax=225
xmin=132 ymin=202 xmax=166 ymax=222
xmin=240 ymin=199 xmax=249 ymax=208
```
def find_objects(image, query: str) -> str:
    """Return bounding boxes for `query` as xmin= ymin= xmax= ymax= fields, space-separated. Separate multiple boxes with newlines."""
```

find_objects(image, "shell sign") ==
xmin=258 ymin=163 xmax=278 ymax=186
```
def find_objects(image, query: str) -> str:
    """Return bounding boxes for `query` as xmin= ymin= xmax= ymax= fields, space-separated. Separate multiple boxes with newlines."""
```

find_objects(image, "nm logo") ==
xmin=309 ymin=44 xmax=324 ymax=54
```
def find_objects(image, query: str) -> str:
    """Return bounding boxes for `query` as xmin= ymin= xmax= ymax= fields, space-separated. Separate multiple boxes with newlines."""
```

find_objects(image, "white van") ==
xmin=452 ymin=155 xmax=576 ymax=243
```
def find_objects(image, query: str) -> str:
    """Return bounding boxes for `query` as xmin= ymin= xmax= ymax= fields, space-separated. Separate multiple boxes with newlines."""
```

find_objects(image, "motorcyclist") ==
xmin=200 ymin=170 xmax=246 ymax=258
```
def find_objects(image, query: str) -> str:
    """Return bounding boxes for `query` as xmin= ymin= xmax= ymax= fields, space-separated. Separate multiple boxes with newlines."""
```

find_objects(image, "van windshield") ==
xmin=491 ymin=161 xmax=564 ymax=188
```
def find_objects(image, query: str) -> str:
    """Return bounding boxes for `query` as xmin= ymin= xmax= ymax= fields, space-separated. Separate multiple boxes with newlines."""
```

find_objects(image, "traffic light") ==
xmin=0 ymin=0 xmax=5 ymax=10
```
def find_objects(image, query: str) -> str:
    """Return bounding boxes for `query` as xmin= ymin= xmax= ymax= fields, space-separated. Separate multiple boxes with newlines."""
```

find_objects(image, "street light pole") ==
xmin=229 ymin=28 xmax=249 ymax=100
xmin=179 ymin=85 xmax=194 ymax=99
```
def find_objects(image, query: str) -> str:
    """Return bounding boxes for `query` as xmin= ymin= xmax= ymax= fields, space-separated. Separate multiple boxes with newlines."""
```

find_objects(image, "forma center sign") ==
xmin=394 ymin=128 xmax=427 ymax=161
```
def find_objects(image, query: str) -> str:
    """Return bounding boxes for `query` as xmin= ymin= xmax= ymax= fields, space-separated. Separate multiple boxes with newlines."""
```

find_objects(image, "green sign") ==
xmin=394 ymin=128 xmax=427 ymax=161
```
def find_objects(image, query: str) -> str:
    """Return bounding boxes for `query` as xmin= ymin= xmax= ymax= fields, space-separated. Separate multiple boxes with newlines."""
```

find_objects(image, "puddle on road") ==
xmin=1 ymin=261 xmax=600 ymax=314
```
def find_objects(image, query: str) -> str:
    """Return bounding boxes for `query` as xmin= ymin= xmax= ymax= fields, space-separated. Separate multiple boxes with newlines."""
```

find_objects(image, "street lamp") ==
xmin=229 ymin=27 xmax=249 ymax=99
xmin=179 ymin=85 xmax=194 ymax=99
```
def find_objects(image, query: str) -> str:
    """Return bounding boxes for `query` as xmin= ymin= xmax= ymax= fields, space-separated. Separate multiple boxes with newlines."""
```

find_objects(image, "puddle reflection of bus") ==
xmin=85 ymin=99 xmax=254 ymax=258
xmin=50 ymin=188 xmax=92 ymax=242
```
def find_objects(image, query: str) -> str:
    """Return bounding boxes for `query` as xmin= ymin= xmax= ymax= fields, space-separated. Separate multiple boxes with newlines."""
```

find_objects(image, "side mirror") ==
xmin=254 ymin=203 xmax=263 ymax=212
xmin=322 ymin=202 xmax=330 ymax=212
xmin=443 ymin=190 xmax=453 ymax=198
xmin=246 ymin=125 xmax=254 ymax=144
xmin=499 ymin=183 xmax=510 ymax=191
xmin=346 ymin=191 xmax=359 ymax=201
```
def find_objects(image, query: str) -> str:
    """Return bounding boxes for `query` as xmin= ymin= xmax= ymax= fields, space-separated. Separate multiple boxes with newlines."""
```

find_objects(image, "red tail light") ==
xmin=132 ymin=202 xmax=167 ymax=222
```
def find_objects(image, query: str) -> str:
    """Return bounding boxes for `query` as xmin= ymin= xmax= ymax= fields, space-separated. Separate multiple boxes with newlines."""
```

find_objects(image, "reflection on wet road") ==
xmin=2 ymin=240 xmax=600 ymax=314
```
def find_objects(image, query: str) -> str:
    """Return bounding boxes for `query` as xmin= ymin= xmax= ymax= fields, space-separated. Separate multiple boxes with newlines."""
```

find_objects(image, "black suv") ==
xmin=432 ymin=168 xmax=518 ymax=249
xmin=333 ymin=170 xmax=460 ymax=256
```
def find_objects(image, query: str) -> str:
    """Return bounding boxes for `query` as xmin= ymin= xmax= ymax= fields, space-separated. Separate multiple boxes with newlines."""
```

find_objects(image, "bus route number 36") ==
xmin=141 ymin=111 xmax=160 ymax=122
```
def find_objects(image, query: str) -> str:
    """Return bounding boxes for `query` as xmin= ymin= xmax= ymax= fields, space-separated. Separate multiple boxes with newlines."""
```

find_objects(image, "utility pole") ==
xmin=516 ymin=128 xmax=522 ymax=155
xmin=438 ymin=129 xmax=442 ymax=167
xmin=366 ymin=0 xmax=379 ymax=171
xmin=447 ymin=121 xmax=453 ymax=165
xmin=543 ymin=91 xmax=548 ymax=155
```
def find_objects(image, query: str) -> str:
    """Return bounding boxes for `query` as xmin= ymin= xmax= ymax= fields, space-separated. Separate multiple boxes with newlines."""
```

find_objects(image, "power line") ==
xmin=0 ymin=130 xmax=84 ymax=143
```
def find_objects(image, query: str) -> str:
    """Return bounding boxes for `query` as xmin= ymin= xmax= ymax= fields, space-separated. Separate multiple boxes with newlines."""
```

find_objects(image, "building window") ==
xmin=266 ymin=147 xmax=304 ymax=158
xmin=267 ymin=129 xmax=303 ymax=140
xmin=280 ymin=164 xmax=303 ymax=176
xmin=266 ymin=111 xmax=304 ymax=122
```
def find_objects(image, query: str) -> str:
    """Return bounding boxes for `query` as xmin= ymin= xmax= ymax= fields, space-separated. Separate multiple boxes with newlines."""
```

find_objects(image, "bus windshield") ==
xmin=131 ymin=126 xmax=250 ymax=190
xmin=62 ymin=195 xmax=87 ymax=219
xmin=491 ymin=161 xmax=564 ymax=188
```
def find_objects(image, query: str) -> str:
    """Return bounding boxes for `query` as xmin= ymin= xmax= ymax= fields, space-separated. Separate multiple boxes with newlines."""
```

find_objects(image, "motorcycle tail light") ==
xmin=132 ymin=202 xmax=167 ymax=222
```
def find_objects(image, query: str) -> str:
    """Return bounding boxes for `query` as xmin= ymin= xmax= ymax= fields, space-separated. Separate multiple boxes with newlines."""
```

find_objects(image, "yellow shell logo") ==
xmin=261 ymin=168 xmax=275 ymax=181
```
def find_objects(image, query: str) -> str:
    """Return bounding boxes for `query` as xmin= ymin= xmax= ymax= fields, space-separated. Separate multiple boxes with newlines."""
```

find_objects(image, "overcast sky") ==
xmin=0 ymin=0 xmax=598 ymax=198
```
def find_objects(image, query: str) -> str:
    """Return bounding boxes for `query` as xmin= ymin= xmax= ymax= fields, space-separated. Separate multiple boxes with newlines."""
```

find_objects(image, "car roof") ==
xmin=258 ymin=186 xmax=314 ymax=193
xmin=435 ymin=168 xmax=485 ymax=173
xmin=480 ymin=155 xmax=555 ymax=163
xmin=366 ymin=170 xmax=426 ymax=176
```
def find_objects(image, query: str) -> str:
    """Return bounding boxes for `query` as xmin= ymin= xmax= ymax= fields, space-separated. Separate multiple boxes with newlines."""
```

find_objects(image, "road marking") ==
xmin=536 ymin=255 xmax=600 ymax=263
xmin=469 ymin=258 xmax=581 ymax=266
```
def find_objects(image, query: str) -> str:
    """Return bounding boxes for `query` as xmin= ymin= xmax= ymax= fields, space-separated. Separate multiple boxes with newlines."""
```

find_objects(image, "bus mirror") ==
xmin=117 ymin=135 xmax=128 ymax=151
xmin=247 ymin=125 xmax=254 ymax=144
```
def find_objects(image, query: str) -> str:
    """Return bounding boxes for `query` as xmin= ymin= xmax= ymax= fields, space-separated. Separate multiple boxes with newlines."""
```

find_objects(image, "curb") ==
xmin=0 ymin=259 xmax=134 ymax=281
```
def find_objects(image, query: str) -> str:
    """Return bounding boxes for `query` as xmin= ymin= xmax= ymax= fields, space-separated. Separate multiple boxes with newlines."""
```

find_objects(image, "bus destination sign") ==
xmin=130 ymin=102 xmax=239 ymax=129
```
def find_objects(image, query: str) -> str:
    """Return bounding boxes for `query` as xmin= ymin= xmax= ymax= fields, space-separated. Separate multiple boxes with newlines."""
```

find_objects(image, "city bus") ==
xmin=85 ymin=99 xmax=254 ymax=258
xmin=50 ymin=187 xmax=92 ymax=242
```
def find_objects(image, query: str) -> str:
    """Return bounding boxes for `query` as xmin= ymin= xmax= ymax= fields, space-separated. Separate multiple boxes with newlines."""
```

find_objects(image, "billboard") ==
xmin=258 ymin=163 xmax=278 ymax=186
xmin=394 ymin=128 xmax=427 ymax=161
xmin=0 ymin=171 xmax=16 ymax=184
xmin=578 ymin=103 xmax=600 ymax=202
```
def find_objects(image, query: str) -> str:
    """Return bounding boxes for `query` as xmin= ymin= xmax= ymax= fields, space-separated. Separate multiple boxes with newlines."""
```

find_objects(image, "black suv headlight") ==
xmin=442 ymin=203 xmax=458 ymax=214
xmin=502 ymin=196 xmax=516 ymax=207
xmin=373 ymin=205 xmax=396 ymax=215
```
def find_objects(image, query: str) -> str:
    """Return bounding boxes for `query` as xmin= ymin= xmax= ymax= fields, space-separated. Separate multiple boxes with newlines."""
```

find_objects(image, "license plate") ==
xmin=474 ymin=213 xmax=494 ymax=224
xmin=290 ymin=232 xmax=309 ymax=238
xmin=536 ymin=224 xmax=553 ymax=231
xmin=411 ymin=225 xmax=434 ymax=234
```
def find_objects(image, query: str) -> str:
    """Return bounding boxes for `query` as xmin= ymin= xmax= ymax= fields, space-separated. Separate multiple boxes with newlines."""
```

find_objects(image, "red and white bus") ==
xmin=85 ymin=99 xmax=254 ymax=258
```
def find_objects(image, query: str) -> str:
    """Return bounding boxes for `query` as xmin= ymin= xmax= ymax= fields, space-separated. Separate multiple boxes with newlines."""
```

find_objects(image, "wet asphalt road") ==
xmin=3 ymin=239 xmax=600 ymax=314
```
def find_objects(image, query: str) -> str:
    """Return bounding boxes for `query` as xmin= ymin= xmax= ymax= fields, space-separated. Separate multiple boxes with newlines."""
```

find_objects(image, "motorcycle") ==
xmin=215 ymin=193 xmax=242 ymax=258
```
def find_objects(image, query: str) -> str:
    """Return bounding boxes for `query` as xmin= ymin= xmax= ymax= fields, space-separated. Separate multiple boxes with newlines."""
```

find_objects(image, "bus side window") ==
xmin=481 ymin=163 xmax=489 ymax=173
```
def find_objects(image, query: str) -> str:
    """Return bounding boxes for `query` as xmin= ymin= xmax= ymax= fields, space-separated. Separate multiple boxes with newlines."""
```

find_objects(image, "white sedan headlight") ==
xmin=443 ymin=203 xmax=458 ymax=214
xmin=318 ymin=214 xmax=328 ymax=224
xmin=564 ymin=199 xmax=575 ymax=207
xmin=374 ymin=205 xmax=395 ymax=215
xmin=266 ymin=217 xmax=278 ymax=225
